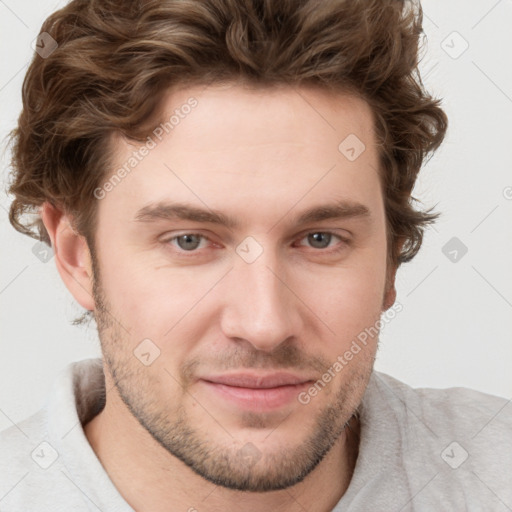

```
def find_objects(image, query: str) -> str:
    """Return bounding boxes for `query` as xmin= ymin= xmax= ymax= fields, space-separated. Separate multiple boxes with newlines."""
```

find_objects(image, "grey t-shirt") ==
xmin=1 ymin=358 xmax=511 ymax=511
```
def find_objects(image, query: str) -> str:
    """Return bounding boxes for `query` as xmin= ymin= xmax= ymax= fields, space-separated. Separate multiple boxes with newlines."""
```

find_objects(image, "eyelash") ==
xmin=162 ymin=231 xmax=350 ymax=256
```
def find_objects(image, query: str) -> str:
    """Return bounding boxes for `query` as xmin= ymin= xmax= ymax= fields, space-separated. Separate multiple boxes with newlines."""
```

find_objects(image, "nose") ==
xmin=219 ymin=247 xmax=303 ymax=352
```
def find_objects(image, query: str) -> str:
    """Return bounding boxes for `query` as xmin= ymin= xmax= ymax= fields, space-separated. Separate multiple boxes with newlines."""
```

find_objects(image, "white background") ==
xmin=1 ymin=0 xmax=511 ymax=428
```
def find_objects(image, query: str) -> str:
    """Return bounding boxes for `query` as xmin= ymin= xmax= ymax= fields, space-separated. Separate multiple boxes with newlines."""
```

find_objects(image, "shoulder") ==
xmin=0 ymin=408 xmax=62 ymax=511
xmin=372 ymin=371 xmax=512 ymax=434
xmin=0 ymin=407 xmax=48 ymax=463
xmin=346 ymin=372 xmax=512 ymax=510
xmin=0 ymin=359 xmax=105 ymax=511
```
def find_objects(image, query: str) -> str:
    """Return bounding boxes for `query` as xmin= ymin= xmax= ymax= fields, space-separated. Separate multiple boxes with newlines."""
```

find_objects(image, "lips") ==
xmin=198 ymin=372 xmax=315 ymax=410
xmin=201 ymin=372 xmax=313 ymax=389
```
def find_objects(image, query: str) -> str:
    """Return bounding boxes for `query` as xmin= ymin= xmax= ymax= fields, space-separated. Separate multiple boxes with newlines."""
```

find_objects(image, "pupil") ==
xmin=309 ymin=232 xmax=330 ymax=249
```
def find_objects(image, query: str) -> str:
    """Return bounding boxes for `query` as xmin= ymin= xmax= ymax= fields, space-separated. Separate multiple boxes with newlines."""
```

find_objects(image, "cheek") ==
xmin=302 ymin=252 xmax=387 ymax=343
xmin=96 ymin=242 xmax=218 ymax=342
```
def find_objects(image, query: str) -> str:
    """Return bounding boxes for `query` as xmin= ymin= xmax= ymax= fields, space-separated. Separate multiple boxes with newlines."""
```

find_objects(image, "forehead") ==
xmin=151 ymin=82 xmax=376 ymax=153
xmin=99 ymin=83 xmax=381 ymax=226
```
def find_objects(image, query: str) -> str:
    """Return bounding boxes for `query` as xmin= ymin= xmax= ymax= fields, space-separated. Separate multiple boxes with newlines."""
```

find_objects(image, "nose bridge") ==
xmin=221 ymin=243 xmax=300 ymax=351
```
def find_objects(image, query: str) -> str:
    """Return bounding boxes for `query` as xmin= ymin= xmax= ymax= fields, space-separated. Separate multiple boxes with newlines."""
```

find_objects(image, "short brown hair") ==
xmin=8 ymin=0 xmax=447 ymax=268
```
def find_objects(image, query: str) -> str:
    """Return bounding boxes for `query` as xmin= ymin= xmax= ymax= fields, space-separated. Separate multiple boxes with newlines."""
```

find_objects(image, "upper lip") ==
xmin=200 ymin=372 xmax=314 ymax=389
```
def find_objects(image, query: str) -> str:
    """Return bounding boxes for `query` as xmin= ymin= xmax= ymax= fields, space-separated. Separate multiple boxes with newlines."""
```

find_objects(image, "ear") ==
xmin=41 ymin=202 xmax=95 ymax=311
xmin=382 ymin=266 xmax=397 ymax=311
xmin=382 ymin=237 xmax=405 ymax=311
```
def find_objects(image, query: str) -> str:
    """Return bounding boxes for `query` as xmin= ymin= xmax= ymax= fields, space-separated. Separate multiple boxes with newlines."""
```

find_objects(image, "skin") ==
xmin=42 ymin=82 xmax=398 ymax=512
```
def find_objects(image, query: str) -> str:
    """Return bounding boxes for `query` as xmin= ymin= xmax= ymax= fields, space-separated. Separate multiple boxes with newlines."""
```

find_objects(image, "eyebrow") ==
xmin=134 ymin=200 xmax=371 ymax=229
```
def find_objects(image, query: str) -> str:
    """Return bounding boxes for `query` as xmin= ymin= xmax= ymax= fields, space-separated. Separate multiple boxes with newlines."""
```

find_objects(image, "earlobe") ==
xmin=41 ymin=202 xmax=95 ymax=311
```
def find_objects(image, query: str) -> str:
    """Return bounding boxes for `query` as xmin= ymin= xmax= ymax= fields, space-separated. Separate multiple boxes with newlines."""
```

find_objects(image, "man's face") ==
xmin=91 ymin=83 xmax=391 ymax=491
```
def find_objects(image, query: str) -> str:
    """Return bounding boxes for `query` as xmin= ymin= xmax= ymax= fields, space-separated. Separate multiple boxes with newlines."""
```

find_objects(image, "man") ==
xmin=1 ymin=0 xmax=511 ymax=510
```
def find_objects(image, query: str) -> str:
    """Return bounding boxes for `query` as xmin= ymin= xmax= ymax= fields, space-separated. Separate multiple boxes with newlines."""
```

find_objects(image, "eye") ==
xmin=161 ymin=230 xmax=349 ymax=256
xmin=298 ymin=232 xmax=348 ymax=250
xmin=167 ymin=233 xmax=209 ymax=251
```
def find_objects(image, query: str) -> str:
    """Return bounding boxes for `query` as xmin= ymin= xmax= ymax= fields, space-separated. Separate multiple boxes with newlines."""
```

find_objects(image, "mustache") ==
xmin=180 ymin=343 xmax=331 ymax=382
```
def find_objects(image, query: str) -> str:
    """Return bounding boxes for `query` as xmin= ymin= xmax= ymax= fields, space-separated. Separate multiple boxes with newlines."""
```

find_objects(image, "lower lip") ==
xmin=200 ymin=380 xmax=311 ymax=410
